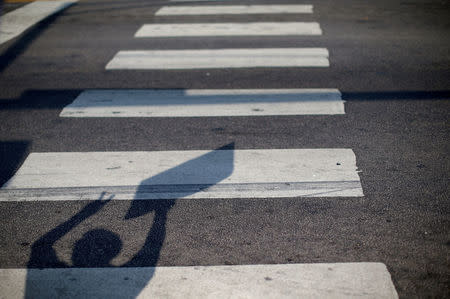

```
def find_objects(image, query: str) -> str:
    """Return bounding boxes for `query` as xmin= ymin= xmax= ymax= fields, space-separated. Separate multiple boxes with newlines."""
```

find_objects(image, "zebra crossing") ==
xmin=0 ymin=3 xmax=398 ymax=298
xmin=106 ymin=4 xmax=328 ymax=70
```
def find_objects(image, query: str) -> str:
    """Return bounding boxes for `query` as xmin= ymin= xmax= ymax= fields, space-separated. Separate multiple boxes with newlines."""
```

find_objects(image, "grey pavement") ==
xmin=0 ymin=0 xmax=449 ymax=297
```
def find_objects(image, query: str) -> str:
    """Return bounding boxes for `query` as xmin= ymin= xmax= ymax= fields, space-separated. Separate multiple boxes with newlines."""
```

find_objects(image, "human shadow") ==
xmin=25 ymin=143 xmax=234 ymax=298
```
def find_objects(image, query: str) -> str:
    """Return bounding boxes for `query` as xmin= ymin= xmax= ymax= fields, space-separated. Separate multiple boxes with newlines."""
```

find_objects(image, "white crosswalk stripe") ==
xmin=0 ymin=149 xmax=363 ymax=201
xmin=105 ymin=48 xmax=330 ymax=70
xmin=59 ymin=89 xmax=345 ymax=117
xmin=155 ymin=5 xmax=314 ymax=15
xmin=1 ymin=263 xmax=398 ymax=299
xmin=135 ymin=22 xmax=322 ymax=37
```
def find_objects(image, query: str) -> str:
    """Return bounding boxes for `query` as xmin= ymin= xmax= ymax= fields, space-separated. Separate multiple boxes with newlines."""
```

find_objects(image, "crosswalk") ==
xmin=0 ymin=2 xmax=399 ymax=298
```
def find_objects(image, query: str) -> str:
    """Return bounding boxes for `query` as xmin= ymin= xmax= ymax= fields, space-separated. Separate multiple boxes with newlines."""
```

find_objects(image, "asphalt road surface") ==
xmin=0 ymin=0 xmax=449 ymax=297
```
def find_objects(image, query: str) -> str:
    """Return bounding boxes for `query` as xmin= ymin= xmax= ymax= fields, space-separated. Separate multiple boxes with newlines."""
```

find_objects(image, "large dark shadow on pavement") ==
xmin=0 ymin=89 xmax=81 ymax=110
xmin=0 ymin=141 xmax=29 ymax=187
xmin=25 ymin=143 xmax=234 ymax=298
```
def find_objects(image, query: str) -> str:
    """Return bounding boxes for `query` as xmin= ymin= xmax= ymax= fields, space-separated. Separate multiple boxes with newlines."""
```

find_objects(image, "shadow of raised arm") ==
xmin=27 ymin=192 xmax=113 ymax=268
xmin=123 ymin=143 xmax=235 ymax=267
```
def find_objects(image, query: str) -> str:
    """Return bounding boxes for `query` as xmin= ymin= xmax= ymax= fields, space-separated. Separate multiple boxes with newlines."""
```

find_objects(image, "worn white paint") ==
xmin=0 ymin=149 xmax=363 ymax=200
xmin=105 ymin=48 xmax=329 ymax=69
xmin=59 ymin=89 xmax=345 ymax=117
xmin=0 ymin=263 xmax=398 ymax=299
xmin=135 ymin=22 xmax=322 ymax=37
xmin=0 ymin=0 xmax=77 ymax=45
xmin=156 ymin=5 xmax=313 ymax=15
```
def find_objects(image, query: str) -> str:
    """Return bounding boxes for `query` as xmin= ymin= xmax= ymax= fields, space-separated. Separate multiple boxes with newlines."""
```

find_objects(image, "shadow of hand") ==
xmin=79 ymin=192 xmax=114 ymax=218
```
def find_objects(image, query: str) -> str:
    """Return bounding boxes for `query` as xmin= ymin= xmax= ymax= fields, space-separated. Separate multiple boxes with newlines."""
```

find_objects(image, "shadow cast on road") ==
xmin=25 ymin=143 xmax=234 ymax=298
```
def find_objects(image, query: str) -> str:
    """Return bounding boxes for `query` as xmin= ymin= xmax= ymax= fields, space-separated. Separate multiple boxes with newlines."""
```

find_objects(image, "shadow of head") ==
xmin=72 ymin=229 xmax=122 ymax=267
xmin=125 ymin=143 xmax=235 ymax=220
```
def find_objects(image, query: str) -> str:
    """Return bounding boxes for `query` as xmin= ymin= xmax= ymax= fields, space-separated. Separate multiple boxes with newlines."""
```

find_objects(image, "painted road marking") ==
xmin=0 ymin=263 xmax=398 ymax=298
xmin=0 ymin=0 xmax=77 ymax=45
xmin=105 ymin=48 xmax=329 ymax=70
xmin=135 ymin=22 xmax=322 ymax=37
xmin=156 ymin=5 xmax=313 ymax=15
xmin=60 ymin=89 xmax=344 ymax=117
xmin=0 ymin=149 xmax=363 ymax=200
